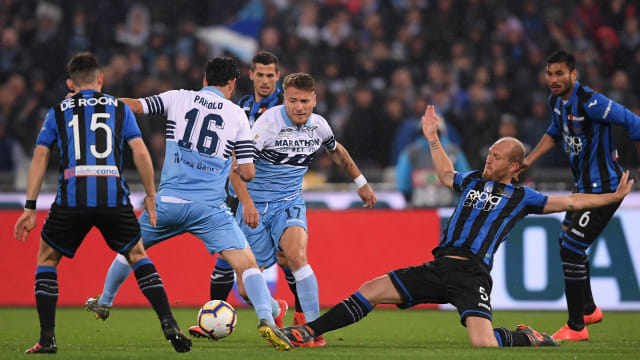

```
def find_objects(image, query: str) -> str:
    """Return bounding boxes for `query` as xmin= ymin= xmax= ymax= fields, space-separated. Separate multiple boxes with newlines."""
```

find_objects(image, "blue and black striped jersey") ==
xmin=546 ymin=81 xmax=640 ymax=193
xmin=36 ymin=90 xmax=142 ymax=208
xmin=237 ymin=87 xmax=283 ymax=127
xmin=433 ymin=171 xmax=548 ymax=269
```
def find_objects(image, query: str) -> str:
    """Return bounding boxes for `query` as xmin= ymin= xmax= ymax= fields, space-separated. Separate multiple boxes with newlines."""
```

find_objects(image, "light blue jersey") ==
xmin=139 ymin=86 xmax=253 ymax=206
xmin=249 ymin=105 xmax=336 ymax=202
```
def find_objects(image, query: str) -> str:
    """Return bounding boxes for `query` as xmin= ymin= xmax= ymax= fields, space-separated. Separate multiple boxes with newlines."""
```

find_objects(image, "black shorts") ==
xmin=388 ymin=257 xmax=493 ymax=326
xmin=41 ymin=204 xmax=141 ymax=258
xmin=561 ymin=200 xmax=621 ymax=253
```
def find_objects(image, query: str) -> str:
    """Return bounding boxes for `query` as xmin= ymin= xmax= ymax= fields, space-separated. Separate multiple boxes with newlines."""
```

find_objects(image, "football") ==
xmin=197 ymin=300 xmax=237 ymax=339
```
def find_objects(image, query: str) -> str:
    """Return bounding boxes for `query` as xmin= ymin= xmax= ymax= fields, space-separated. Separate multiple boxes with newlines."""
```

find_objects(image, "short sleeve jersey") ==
xmin=433 ymin=171 xmax=548 ymax=268
xmin=140 ymin=86 xmax=253 ymax=206
xmin=248 ymin=105 xmax=337 ymax=202
xmin=37 ymin=90 xmax=141 ymax=207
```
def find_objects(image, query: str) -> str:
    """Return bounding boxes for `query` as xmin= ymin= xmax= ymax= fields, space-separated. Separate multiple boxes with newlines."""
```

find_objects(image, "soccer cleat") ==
xmin=85 ymin=295 xmax=111 ymax=321
xmin=258 ymin=319 xmax=293 ymax=351
xmin=274 ymin=298 xmax=288 ymax=328
xmin=314 ymin=334 xmax=327 ymax=347
xmin=584 ymin=306 xmax=603 ymax=325
xmin=293 ymin=311 xmax=306 ymax=326
xmin=515 ymin=324 xmax=559 ymax=346
xmin=25 ymin=338 xmax=57 ymax=354
xmin=280 ymin=325 xmax=317 ymax=347
xmin=188 ymin=325 xmax=214 ymax=340
xmin=552 ymin=323 xmax=589 ymax=341
xmin=161 ymin=320 xmax=192 ymax=352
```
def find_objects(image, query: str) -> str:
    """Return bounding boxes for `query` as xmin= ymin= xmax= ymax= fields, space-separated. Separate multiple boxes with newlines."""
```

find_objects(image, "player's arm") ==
xmin=326 ymin=142 xmax=376 ymax=208
xmin=422 ymin=105 xmax=454 ymax=189
xmin=229 ymin=159 xmax=259 ymax=229
xmin=515 ymin=133 xmax=556 ymax=180
xmin=543 ymin=170 xmax=633 ymax=214
xmin=129 ymin=137 xmax=157 ymax=227
xmin=14 ymin=145 xmax=50 ymax=242
xmin=119 ymin=98 xmax=144 ymax=114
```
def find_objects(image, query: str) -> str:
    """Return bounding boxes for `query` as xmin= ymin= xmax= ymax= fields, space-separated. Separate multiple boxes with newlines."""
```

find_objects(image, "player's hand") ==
xmin=243 ymin=202 xmax=260 ymax=229
xmin=615 ymin=170 xmax=634 ymax=200
xmin=421 ymin=105 xmax=439 ymax=139
xmin=14 ymin=210 xmax=37 ymax=242
xmin=358 ymin=184 xmax=376 ymax=208
xmin=144 ymin=194 xmax=157 ymax=227
xmin=514 ymin=158 xmax=531 ymax=181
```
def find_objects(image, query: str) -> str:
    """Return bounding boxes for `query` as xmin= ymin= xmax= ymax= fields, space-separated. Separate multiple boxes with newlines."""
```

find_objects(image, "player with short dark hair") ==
xmin=517 ymin=49 xmax=640 ymax=341
xmin=261 ymin=104 xmax=634 ymax=350
xmin=14 ymin=52 xmax=191 ymax=354
xmin=84 ymin=56 xmax=292 ymax=347
xmin=205 ymin=52 xmax=301 ymax=337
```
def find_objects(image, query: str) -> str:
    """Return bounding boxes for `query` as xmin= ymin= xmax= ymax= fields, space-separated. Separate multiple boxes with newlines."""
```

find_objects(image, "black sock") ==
xmin=281 ymin=266 xmax=302 ymax=313
xmin=210 ymin=265 xmax=235 ymax=300
xmin=493 ymin=327 xmax=530 ymax=347
xmin=35 ymin=267 xmax=58 ymax=343
xmin=560 ymin=248 xmax=587 ymax=330
xmin=582 ymin=258 xmax=596 ymax=314
xmin=307 ymin=292 xmax=373 ymax=336
xmin=133 ymin=258 xmax=172 ymax=320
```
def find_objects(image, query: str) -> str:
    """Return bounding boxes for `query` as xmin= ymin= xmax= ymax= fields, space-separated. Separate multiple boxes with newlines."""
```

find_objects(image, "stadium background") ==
xmin=1 ymin=1 xmax=640 ymax=310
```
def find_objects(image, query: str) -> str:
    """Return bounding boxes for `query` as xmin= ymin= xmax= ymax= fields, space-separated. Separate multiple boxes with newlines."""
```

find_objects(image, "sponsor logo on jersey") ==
xmin=463 ymin=188 xmax=502 ymax=211
xmin=562 ymin=133 xmax=583 ymax=154
xmin=588 ymin=99 xmax=597 ymax=108
xmin=64 ymin=165 xmax=120 ymax=179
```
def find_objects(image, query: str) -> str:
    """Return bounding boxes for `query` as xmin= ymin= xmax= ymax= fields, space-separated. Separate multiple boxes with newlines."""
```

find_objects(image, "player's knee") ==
xmin=560 ymin=246 xmax=586 ymax=264
xmin=470 ymin=336 xmax=498 ymax=348
xmin=124 ymin=241 xmax=147 ymax=265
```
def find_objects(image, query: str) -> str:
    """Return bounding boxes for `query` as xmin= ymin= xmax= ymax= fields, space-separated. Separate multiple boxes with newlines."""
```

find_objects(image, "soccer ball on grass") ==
xmin=197 ymin=300 xmax=237 ymax=339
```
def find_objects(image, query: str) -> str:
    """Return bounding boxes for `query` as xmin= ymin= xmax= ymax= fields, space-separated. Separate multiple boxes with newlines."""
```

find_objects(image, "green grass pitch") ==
xmin=1 ymin=307 xmax=639 ymax=359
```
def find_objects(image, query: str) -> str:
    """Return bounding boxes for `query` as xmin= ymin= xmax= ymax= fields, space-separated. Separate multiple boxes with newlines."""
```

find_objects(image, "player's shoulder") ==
xmin=308 ymin=112 xmax=330 ymax=126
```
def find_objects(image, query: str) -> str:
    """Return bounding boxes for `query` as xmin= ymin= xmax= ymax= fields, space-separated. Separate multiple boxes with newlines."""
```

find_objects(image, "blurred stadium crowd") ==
xmin=1 ymin=0 xmax=639 ymax=193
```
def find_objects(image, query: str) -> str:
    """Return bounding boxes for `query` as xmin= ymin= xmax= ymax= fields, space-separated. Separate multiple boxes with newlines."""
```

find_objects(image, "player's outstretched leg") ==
xmin=515 ymin=324 xmax=559 ymax=346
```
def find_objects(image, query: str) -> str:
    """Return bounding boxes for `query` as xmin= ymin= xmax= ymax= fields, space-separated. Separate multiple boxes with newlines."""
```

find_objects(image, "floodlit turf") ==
xmin=1 ymin=307 xmax=639 ymax=359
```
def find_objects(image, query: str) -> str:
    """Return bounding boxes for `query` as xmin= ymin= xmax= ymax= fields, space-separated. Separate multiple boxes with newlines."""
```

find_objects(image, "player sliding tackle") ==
xmin=262 ymin=104 xmax=634 ymax=350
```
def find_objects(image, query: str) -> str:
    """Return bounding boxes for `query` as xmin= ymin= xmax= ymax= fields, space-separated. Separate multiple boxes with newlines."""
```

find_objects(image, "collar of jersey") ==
xmin=201 ymin=86 xmax=224 ymax=98
xmin=280 ymin=106 xmax=311 ymax=128
xmin=259 ymin=87 xmax=281 ymax=104
xmin=561 ymin=80 xmax=581 ymax=108
xmin=77 ymin=89 xmax=99 ymax=95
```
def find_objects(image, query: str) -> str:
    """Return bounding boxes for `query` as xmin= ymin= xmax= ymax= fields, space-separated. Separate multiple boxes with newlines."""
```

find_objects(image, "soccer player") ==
xmin=14 ymin=52 xmax=191 ymax=353
xmin=84 ymin=57 xmax=292 ymax=346
xmin=233 ymin=72 xmax=376 ymax=350
xmin=261 ymin=104 xmax=634 ymax=350
xmin=516 ymin=49 xmax=640 ymax=341
xmin=208 ymin=52 xmax=297 ymax=330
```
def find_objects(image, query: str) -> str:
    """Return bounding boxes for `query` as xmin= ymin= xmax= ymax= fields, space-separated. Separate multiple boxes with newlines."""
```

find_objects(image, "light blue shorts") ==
xmin=139 ymin=197 xmax=249 ymax=254
xmin=236 ymin=194 xmax=307 ymax=268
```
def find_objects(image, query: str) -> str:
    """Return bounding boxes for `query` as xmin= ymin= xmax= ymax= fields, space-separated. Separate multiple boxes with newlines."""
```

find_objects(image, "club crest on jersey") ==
xmin=304 ymin=125 xmax=318 ymax=138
